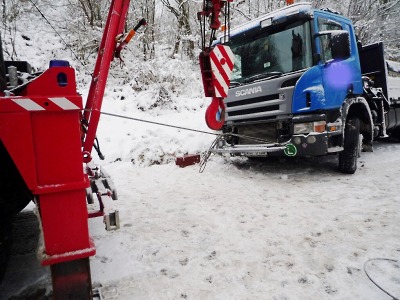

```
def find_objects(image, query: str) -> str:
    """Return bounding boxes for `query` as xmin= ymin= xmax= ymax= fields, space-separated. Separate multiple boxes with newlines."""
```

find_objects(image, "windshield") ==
xmin=229 ymin=20 xmax=313 ymax=84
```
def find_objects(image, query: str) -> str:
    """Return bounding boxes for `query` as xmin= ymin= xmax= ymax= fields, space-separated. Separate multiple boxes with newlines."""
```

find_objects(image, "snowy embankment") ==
xmin=91 ymin=56 xmax=216 ymax=167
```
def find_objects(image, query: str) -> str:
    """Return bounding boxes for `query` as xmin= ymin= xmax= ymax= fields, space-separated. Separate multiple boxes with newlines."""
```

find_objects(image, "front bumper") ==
xmin=211 ymin=132 xmax=329 ymax=157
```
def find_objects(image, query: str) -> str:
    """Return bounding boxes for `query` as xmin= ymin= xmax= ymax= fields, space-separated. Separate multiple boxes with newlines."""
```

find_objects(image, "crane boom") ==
xmin=82 ymin=0 xmax=130 ymax=162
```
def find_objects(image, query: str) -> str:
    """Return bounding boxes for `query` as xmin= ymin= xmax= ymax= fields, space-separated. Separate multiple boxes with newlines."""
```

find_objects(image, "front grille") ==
xmin=237 ymin=123 xmax=277 ymax=144
xmin=226 ymin=94 xmax=280 ymax=108
xmin=228 ymin=105 xmax=280 ymax=117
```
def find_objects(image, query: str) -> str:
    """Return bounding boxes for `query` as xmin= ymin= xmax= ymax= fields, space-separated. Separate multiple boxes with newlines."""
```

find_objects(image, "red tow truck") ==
xmin=0 ymin=0 xmax=233 ymax=298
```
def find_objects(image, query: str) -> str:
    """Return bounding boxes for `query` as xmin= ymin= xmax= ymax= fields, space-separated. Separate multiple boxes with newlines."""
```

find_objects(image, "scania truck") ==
xmin=210 ymin=2 xmax=400 ymax=173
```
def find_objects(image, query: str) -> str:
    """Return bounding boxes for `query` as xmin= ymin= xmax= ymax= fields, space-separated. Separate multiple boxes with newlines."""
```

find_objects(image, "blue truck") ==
xmin=210 ymin=2 xmax=400 ymax=174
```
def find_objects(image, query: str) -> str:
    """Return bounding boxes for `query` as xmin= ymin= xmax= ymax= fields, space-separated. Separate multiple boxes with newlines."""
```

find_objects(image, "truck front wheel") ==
xmin=339 ymin=116 xmax=361 ymax=174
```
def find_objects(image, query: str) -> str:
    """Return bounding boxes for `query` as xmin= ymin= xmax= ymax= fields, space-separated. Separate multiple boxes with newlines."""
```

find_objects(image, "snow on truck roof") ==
xmin=223 ymin=2 xmax=352 ymax=40
xmin=226 ymin=2 xmax=313 ymax=38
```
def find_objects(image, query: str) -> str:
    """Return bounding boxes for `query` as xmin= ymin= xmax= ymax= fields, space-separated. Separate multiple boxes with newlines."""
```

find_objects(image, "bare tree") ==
xmin=345 ymin=0 xmax=400 ymax=60
xmin=77 ymin=0 xmax=102 ymax=27
xmin=140 ymin=0 xmax=156 ymax=60
xmin=160 ymin=0 xmax=194 ymax=59
xmin=1 ymin=0 xmax=21 ymax=60
xmin=2 ymin=0 xmax=6 ymax=21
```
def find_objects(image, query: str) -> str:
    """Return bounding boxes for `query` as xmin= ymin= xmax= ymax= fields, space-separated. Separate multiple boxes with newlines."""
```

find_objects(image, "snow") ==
xmin=1 ymin=1 xmax=400 ymax=299
xmin=222 ymin=2 xmax=313 ymax=39
xmin=387 ymin=60 xmax=400 ymax=73
xmin=85 ymin=143 xmax=400 ymax=300
xmin=388 ymin=77 xmax=400 ymax=100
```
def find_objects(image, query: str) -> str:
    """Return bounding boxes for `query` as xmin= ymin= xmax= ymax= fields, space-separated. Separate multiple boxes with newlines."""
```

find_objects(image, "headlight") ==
xmin=293 ymin=121 xmax=326 ymax=134
xmin=293 ymin=122 xmax=313 ymax=134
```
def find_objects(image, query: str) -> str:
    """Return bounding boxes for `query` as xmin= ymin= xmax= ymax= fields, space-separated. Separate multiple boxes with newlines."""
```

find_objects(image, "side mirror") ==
xmin=315 ymin=30 xmax=351 ymax=62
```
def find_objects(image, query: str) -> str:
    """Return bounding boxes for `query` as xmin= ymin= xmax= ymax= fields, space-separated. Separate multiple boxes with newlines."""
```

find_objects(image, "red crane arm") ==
xmin=82 ymin=0 xmax=130 ymax=162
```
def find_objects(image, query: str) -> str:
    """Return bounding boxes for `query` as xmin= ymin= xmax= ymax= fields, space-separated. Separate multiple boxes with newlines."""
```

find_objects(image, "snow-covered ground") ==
xmin=86 ymin=132 xmax=400 ymax=300
xmin=3 ymin=141 xmax=400 ymax=300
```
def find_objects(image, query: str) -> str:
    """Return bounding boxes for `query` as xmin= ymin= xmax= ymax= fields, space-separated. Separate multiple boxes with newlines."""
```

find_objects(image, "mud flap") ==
xmin=51 ymin=258 xmax=92 ymax=300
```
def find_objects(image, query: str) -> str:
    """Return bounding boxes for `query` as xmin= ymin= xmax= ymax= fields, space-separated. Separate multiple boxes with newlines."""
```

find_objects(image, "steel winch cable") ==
xmin=364 ymin=258 xmax=400 ymax=300
xmin=90 ymin=109 xmax=223 ymax=171
xmin=83 ymin=109 xmax=279 ymax=170
xmin=86 ymin=109 xmax=277 ymax=143
xmin=94 ymin=109 xmax=283 ymax=171
xmin=91 ymin=110 xmax=218 ymax=136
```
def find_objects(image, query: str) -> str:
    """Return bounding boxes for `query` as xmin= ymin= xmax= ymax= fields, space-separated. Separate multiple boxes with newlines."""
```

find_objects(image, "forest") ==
xmin=1 ymin=0 xmax=400 ymax=66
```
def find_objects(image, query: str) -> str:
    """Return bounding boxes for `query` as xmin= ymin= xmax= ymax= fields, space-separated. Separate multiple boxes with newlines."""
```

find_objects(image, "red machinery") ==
xmin=0 ymin=0 xmax=231 ymax=298
xmin=198 ymin=0 xmax=234 ymax=130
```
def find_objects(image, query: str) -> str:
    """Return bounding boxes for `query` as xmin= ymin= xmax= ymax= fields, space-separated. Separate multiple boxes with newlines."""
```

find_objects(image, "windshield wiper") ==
xmin=242 ymin=72 xmax=283 ymax=83
xmin=229 ymin=81 xmax=242 ymax=88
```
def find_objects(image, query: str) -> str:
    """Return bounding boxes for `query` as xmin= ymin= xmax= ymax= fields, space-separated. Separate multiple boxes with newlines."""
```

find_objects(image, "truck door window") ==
xmin=318 ymin=18 xmax=342 ymax=62
xmin=230 ymin=20 xmax=313 ymax=83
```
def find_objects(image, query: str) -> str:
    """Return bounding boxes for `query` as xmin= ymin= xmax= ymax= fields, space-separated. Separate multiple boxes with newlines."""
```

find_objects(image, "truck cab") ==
xmin=212 ymin=2 xmax=400 ymax=173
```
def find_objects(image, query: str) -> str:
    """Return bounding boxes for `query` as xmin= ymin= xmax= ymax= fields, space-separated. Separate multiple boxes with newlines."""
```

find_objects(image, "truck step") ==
xmin=86 ymin=163 xmax=120 ymax=231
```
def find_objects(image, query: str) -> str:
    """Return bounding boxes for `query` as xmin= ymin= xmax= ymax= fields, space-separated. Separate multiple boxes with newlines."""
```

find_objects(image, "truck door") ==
xmin=314 ymin=14 xmax=362 ymax=110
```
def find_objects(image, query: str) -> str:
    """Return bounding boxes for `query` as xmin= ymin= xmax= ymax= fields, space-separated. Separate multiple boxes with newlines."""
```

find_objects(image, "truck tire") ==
xmin=0 ymin=143 xmax=32 ymax=282
xmin=389 ymin=127 xmax=400 ymax=141
xmin=0 ymin=224 xmax=12 ymax=282
xmin=339 ymin=116 xmax=361 ymax=174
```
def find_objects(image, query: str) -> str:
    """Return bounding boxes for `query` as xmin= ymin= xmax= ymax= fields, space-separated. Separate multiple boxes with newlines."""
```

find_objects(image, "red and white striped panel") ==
xmin=210 ymin=45 xmax=234 ymax=98
xmin=0 ymin=97 xmax=82 ymax=112
xmin=12 ymin=98 xmax=46 ymax=111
